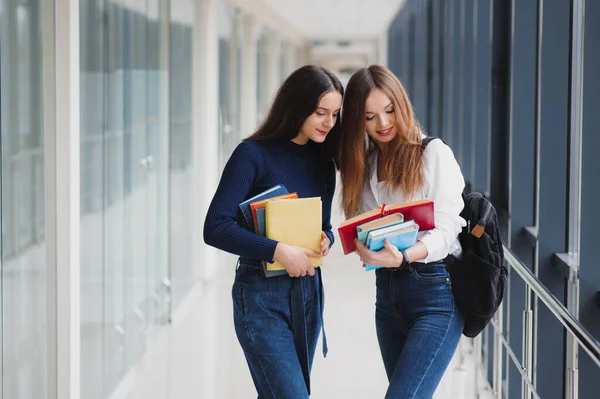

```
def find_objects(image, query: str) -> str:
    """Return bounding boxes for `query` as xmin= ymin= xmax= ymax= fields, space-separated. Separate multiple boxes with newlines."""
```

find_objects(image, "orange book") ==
xmin=337 ymin=199 xmax=435 ymax=255
xmin=250 ymin=192 xmax=298 ymax=234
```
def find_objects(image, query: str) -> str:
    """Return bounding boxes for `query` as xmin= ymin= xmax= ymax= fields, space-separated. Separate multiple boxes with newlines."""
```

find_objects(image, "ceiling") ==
xmin=259 ymin=0 xmax=406 ymax=41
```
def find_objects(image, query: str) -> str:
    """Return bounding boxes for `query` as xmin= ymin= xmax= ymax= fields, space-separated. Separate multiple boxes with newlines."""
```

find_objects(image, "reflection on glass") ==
xmin=170 ymin=0 xmax=195 ymax=309
xmin=80 ymin=1 xmax=170 ymax=397
xmin=103 ymin=2 xmax=126 ymax=393
xmin=79 ymin=1 xmax=105 ymax=397
xmin=256 ymin=30 xmax=267 ymax=124
xmin=218 ymin=1 xmax=239 ymax=168
xmin=0 ymin=0 xmax=48 ymax=397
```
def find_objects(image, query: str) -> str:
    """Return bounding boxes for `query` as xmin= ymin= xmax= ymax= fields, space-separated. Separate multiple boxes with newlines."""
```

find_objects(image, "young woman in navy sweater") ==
xmin=203 ymin=65 xmax=343 ymax=398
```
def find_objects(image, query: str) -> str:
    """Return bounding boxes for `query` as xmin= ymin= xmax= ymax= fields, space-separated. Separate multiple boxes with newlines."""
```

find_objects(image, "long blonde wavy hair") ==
xmin=339 ymin=65 xmax=425 ymax=218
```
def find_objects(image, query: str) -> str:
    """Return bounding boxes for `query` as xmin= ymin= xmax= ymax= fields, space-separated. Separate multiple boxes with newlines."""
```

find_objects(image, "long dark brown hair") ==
xmin=339 ymin=65 xmax=424 ymax=217
xmin=245 ymin=65 xmax=344 ymax=163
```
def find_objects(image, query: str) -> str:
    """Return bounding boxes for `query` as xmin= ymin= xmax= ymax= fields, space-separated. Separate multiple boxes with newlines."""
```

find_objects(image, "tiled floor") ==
xmin=119 ymin=204 xmax=494 ymax=399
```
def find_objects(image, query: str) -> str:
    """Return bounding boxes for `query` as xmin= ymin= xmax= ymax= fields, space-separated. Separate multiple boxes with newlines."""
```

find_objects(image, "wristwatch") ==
xmin=399 ymin=249 xmax=409 ymax=269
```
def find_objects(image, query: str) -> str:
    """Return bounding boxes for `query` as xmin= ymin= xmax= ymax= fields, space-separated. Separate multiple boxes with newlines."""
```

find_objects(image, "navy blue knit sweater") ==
xmin=203 ymin=139 xmax=336 ymax=263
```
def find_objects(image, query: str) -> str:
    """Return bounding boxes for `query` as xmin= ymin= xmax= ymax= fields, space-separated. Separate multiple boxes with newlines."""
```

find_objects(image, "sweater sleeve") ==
xmin=418 ymin=140 xmax=466 ymax=263
xmin=322 ymin=161 xmax=336 ymax=248
xmin=203 ymin=142 xmax=279 ymax=262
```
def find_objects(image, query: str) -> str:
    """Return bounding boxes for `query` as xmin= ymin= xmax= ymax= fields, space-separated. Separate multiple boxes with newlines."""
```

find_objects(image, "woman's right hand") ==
xmin=273 ymin=243 xmax=321 ymax=278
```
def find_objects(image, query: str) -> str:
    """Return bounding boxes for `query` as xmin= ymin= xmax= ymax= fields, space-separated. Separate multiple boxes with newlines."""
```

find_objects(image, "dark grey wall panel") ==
xmin=473 ymin=0 xmax=492 ymax=196
xmin=413 ymin=2 xmax=427 ymax=125
xmin=579 ymin=0 xmax=600 ymax=396
xmin=428 ymin=0 xmax=445 ymax=136
xmin=490 ymin=0 xmax=511 ymax=241
xmin=442 ymin=0 xmax=455 ymax=142
xmin=408 ymin=13 xmax=416 ymax=97
xmin=387 ymin=18 xmax=398 ymax=73
xmin=426 ymin=0 xmax=435 ymax=132
xmin=508 ymin=0 xmax=536 ymax=258
xmin=509 ymin=0 xmax=538 ymax=397
xmin=535 ymin=0 xmax=572 ymax=397
xmin=451 ymin=0 xmax=462 ymax=156
xmin=390 ymin=11 xmax=404 ymax=84
xmin=461 ymin=0 xmax=474 ymax=186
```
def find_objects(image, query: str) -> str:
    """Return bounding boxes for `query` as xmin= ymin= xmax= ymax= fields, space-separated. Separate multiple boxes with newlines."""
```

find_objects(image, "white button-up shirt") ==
xmin=358 ymin=136 xmax=466 ymax=263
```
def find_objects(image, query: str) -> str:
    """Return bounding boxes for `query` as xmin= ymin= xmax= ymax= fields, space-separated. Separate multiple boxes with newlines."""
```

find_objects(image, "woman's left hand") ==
xmin=355 ymin=239 xmax=403 ymax=268
xmin=320 ymin=232 xmax=331 ymax=257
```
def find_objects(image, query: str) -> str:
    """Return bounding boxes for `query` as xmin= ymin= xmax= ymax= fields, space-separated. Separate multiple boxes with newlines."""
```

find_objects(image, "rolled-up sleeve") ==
xmin=418 ymin=140 xmax=466 ymax=263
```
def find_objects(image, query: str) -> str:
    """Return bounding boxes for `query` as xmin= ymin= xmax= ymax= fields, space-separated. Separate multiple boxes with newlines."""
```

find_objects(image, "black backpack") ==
xmin=423 ymin=137 xmax=507 ymax=338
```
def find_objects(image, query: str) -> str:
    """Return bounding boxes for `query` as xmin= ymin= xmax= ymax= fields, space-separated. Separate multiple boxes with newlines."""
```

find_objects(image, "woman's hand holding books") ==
xmin=273 ymin=243 xmax=322 ymax=278
xmin=354 ymin=238 xmax=404 ymax=268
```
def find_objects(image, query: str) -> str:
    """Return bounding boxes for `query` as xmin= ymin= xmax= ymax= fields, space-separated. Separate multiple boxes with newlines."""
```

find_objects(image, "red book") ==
xmin=338 ymin=199 xmax=435 ymax=255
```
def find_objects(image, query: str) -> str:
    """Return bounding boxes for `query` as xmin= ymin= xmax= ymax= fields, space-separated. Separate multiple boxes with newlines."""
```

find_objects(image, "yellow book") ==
xmin=265 ymin=197 xmax=323 ymax=271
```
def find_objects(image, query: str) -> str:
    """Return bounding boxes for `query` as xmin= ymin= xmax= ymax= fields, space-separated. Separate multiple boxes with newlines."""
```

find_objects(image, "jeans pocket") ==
xmin=232 ymin=281 xmax=245 ymax=317
xmin=411 ymin=263 xmax=450 ymax=284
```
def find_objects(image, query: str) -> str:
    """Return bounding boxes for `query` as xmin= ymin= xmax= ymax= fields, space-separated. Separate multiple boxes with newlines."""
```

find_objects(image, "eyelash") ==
xmin=366 ymin=110 xmax=394 ymax=121
xmin=317 ymin=112 xmax=338 ymax=117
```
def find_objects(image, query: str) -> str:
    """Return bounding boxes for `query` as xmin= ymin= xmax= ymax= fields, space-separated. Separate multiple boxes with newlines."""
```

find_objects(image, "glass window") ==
xmin=0 ymin=1 xmax=48 ymax=397
xmin=218 ymin=1 xmax=239 ymax=167
xmin=80 ymin=1 xmax=170 ymax=397
xmin=169 ymin=0 xmax=195 ymax=309
xmin=256 ymin=29 xmax=268 ymax=124
xmin=79 ymin=1 xmax=106 ymax=396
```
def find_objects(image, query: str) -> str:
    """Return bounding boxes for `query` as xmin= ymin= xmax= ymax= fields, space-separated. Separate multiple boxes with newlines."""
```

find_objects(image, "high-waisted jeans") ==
xmin=232 ymin=262 xmax=326 ymax=399
xmin=375 ymin=262 xmax=464 ymax=399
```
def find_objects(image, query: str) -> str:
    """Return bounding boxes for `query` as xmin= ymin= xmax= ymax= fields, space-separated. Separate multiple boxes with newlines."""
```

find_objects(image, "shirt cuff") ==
xmin=324 ymin=230 xmax=335 ymax=248
xmin=261 ymin=239 xmax=280 ymax=263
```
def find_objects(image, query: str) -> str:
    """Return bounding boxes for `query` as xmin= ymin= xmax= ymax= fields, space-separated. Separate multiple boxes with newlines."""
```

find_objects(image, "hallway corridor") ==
xmin=121 ymin=204 xmax=491 ymax=399
xmin=2 ymin=0 xmax=599 ymax=397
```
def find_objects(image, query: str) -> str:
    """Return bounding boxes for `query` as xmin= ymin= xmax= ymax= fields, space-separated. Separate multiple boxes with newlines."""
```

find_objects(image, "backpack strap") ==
xmin=421 ymin=136 xmax=440 ymax=149
xmin=422 ymin=135 xmax=469 ymax=200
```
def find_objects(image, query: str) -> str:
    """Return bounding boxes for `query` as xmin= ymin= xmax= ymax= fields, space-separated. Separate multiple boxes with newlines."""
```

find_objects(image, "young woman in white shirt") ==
xmin=338 ymin=65 xmax=466 ymax=398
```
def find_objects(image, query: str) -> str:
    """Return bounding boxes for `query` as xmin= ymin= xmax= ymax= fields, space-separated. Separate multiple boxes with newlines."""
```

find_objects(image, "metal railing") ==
xmin=503 ymin=249 xmax=600 ymax=367
xmin=473 ymin=245 xmax=600 ymax=399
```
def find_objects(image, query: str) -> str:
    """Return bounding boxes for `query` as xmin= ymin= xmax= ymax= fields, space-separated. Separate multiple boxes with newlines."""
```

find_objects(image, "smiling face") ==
xmin=293 ymin=91 xmax=343 ymax=145
xmin=364 ymin=88 xmax=397 ymax=148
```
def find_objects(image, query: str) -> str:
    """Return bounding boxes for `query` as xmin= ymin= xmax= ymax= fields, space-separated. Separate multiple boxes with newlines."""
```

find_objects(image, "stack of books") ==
xmin=239 ymin=185 xmax=322 ymax=277
xmin=337 ymin=199 xmax=435 ymax=270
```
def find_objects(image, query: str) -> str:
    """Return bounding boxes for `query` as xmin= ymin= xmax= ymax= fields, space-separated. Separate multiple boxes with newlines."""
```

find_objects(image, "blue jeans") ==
xmin=232 ymin=262 xmax=325 ymax=399
xmin=375 ymin=262 xmax=464 ymax=399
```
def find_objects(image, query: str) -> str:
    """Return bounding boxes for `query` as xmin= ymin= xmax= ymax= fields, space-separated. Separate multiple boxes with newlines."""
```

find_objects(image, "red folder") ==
xmin=338 ymin=199 xmax=435 ymax=255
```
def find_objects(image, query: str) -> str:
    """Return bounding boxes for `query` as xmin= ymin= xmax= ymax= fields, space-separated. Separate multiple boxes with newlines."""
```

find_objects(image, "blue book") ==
xmin=364 ymin=221 xmax=419 ymax=271
xmin=356 ymin=213 xmax=405 ymax=245
xmin=239 ymin=185 xmax=291 ymax=278
xmin=238 ymin=185 xmax=288 ymax=229
xmin=256 ymin=207 xmax=266 ymax=236
xmin=265 ymin=269 xmax=289 ymax=278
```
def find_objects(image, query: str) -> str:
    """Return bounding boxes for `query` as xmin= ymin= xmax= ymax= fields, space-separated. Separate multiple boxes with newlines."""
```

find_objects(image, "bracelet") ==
xmin=399 ymin=249 xmax=409 ymax=269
